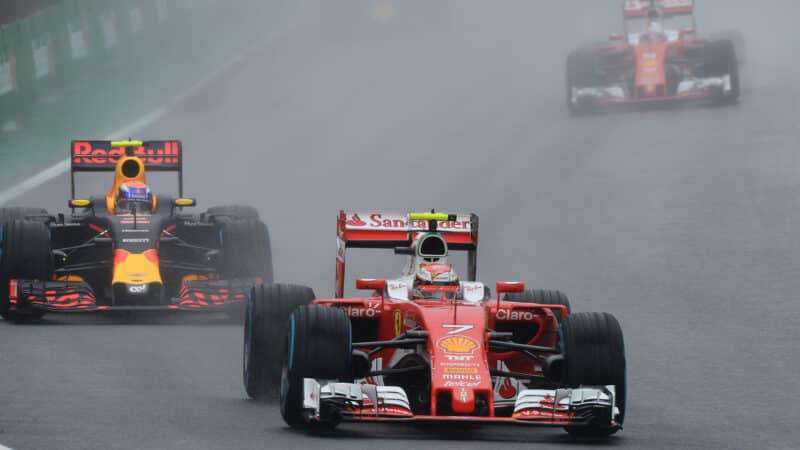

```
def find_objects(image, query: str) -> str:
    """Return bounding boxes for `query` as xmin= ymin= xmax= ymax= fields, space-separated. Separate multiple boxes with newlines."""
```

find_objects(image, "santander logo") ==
xmin=499 ymin=377 xmax=517 ymax=399
xmin=346 ymin=214 xmax=367 ymax=227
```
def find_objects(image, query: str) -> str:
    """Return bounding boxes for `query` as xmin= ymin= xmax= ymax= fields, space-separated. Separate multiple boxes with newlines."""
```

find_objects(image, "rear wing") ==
xmin=70 ymin=140 xmax=183 ymax=198
xmin=623 ymin=0 xmax=694 ymax=17
xmin=335 ymin=210 xmax=479 ymax=298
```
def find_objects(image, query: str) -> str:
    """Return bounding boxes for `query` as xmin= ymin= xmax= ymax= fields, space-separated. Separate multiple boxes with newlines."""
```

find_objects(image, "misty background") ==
xmin=0 ymin=1 xmax=798 ymax=449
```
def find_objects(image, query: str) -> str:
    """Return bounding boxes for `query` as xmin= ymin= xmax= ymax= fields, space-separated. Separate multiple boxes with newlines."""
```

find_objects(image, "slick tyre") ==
xmin=281 ymin=305 xmax=352 ymax=429
xmin=243 ymin=284 xmax=316 ymax=400
xmin=218 ymin=219 xmax=273 ymax=283
xmin=504 ymin=289 xmax=571 ymax=322
xmin=560 ymin=312 xmax=626 ymax=436
xmin=0 ymin=220 xmax=52 ymax=321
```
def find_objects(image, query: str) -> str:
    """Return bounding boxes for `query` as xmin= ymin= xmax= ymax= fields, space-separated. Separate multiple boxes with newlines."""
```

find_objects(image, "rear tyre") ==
xmin=702 ymin=40 xmax=740 ymax=104
xmin=205 ymin=205 xmax=260 ymax=221
xmin=243 ymin=284 xmax=316 ymax=400
xmin=218 ymin=219 xmax=273 ymax=282
xmin=281 ymin=305 xmax=352 ymax=428
xmin=560 ymin=312 xmax=626 ymax=437
xmin=566 ymin=51 xmax=598 ymax=115
xmin=0 ymin=220 xmax=52 ymax=321
xmin=0 ymin=207 xmax=49 ymax=225
xmin=504 ymin=289 xmax=571 ymax=322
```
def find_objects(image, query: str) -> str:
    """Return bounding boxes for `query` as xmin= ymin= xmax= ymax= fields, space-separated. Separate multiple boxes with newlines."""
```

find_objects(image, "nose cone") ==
xmin=451 ymin=387 xmax=476 ymax=414
xmin=424 ymin=305 xmax=493 ymax=416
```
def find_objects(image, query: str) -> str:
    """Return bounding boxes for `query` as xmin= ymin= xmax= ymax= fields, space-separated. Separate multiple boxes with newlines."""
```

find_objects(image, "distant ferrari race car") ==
xmin=567 ymin=0 xmax=739 ymax=114
xmin=243 ymin=211 xmax=626 ymax=437
xmin=0 ymin=140 xmax=272 ymax=321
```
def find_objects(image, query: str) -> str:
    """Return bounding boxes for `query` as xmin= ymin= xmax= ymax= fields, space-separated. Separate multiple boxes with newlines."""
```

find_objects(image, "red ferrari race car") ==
xmin=0 ymin=140 xmax=271 ymax=322
xmin=567 ymin=0 xmax=740 ymax=114
xmin=244 ymin=211 xmax=626 ymax=437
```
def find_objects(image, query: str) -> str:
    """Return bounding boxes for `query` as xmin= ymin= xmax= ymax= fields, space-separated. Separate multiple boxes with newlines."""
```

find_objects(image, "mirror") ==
xmin=496 ymin=281 xmax=525 ymax=294
xmin=356 ymin=278 xmax=386 ymax=291
xmin=174 ymin=198 xmax=196 ymax=207
xmin=69 ymin=199 xmax=93 ymax=208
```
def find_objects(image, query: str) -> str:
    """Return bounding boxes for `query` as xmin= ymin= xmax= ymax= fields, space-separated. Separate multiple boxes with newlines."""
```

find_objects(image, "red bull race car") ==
xmin=243 ymin=211 xmax=626 ymax=437
xmin=0 ymin=140 xmax=272 ymax=322
xmin=567 ymin=0 xmax=739 ymax=114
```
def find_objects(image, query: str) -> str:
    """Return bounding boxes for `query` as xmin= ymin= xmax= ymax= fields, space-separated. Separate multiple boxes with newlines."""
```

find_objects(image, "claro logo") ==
xmin=71 ymin=141 xmax=181 ymax=165
xmin=496 ymin=309 xmax=536 ymax=321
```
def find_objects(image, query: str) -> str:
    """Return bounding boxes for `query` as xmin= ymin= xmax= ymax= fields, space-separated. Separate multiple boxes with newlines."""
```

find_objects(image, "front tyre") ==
xmin=566 ymin=51 xmax=598 ymax=116
xmin=702 ymin=40 xmax=740 ymax=105
xmin=0 ymin=220 xmax=52 ymax=321
xmin=243 ymin=284 xmax=315 ymax=400
xmin=560 ymin=312 xmax=626 ymax=437
xmin=280 ymin=305 xmax=352 ymax=428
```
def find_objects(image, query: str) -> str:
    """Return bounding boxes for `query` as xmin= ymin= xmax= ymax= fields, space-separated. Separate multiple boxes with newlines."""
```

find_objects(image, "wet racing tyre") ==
xmin=243 ymin=284 xmax=316 ymax=400
xmin=0 ymin=220 xmax=52 ymax=321
xmin=566 ymin=50 xmax=598 ymax=115
xmin=281 ymin=305 xmax=352 ymax=428
xmin=504 ymin=289 xmax=571 ymax=322
xmin=560 ymin=312 xmax=626 ymax=437
xmin=0 ymin=207 xmax=49 ymax=225
xmin=205 ymin=205 xmax=260 ymax=222
xmin=218 ymin=219 xmax=273 ymax=283
xmin=702 ymin=39 xmax=740 ymax=104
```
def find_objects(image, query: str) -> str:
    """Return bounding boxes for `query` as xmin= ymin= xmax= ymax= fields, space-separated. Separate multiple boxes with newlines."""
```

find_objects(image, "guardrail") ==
xmin=0 ymin=0 xmax=242 ymax=130
xmin=0 ymin=0 xmax=286 ymax=192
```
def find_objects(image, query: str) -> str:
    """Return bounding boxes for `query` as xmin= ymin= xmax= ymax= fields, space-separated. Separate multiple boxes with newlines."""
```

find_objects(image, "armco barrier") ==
xmin=0 ymin=0 xmax=286 ymax=189
xmin=0 ymin=0 xmax=279 ymax=124
xmin=0 ymin=0 xmax=252 ymax=129
xmin=0 ymin=23 xmax=21 ymax=130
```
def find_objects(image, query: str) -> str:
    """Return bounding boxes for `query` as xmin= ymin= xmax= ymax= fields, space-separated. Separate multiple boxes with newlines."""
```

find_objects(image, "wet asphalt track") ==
xmin=2 ymin=1 xmax=800 ymax=449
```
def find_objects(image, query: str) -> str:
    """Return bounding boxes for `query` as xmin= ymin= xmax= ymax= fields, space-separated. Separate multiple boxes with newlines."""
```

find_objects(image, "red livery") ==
xmin=567 ymin=0 xmax=740 ymax=114
xmin=244 ymin=211 xmax=627 ymax=437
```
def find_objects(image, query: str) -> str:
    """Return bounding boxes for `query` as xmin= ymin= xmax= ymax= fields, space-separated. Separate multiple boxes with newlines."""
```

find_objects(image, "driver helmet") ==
xmin=645 ymin=7 xmax=665 ymax=36
xmin=413 ymin=263 xmax=460 ymax=300
xmin=116 ymin=181 xmax=153 ymax=213
xmin=647 ymin=20 xmax=664 ymax=35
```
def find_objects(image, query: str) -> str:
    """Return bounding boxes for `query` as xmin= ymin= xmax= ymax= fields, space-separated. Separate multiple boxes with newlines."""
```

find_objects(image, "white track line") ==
xmin=0 ymin=443 xmax=13 ymax=450
xmin=0 ymin=29 xmax=282 ymax=206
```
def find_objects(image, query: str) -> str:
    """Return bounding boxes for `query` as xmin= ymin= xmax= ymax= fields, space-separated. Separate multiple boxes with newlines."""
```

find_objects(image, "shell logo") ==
xmin=438 ymin=336 xmax=478 ymax=354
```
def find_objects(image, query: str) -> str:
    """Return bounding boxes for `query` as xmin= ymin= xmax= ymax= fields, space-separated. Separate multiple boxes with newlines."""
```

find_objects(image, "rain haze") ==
xmin=0 ymin=0 xmax=798 ymax=449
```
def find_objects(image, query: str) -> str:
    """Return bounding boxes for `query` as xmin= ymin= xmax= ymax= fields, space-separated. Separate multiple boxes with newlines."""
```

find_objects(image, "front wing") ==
xmin=301 ymin=380 xmax=618 ymax=428
xmin=8 ymin=278 xmax=252 ymax=313
xmin=571 ymin=75 xmax=733 ymax=108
